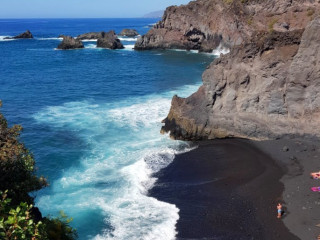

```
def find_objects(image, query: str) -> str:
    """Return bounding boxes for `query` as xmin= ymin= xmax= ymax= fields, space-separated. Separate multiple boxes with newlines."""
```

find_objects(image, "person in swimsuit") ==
xmin=277 ymin=203 xmax=282 ymax=219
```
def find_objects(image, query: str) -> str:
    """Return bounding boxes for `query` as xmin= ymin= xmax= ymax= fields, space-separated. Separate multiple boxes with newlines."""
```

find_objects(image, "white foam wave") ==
xmin=123 ymin=44 xmax=135 ymax=51
xmin=212 ymin=44 xmax=230 ymax=56
xmin=108 ymin=98 xmax=170 ymax=128
xmin=118 ymin=37 xmax=138 ymax=41
xmin=37 ymin=37 xmax=62 ymax=40
xmin=82 ymin=39 xmax=97 ymax=42
xmin=34 ymin=84 xmax=200 ymax=240
xmin=85 ymin=44 xmax=97 ymax=49
xmin=0 ymin=36 xmax=16 ymax=41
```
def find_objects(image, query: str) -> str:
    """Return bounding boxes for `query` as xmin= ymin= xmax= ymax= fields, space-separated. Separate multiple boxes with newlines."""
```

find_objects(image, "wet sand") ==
xmin=149 ymin=138 xmax=307 ymax=240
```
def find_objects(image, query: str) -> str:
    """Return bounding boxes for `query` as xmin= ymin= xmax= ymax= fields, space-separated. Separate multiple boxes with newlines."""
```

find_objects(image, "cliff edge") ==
xmin=135 ymin=0 xmax=319 ymax=52
xmin=161 ymin=16 xmax=320 ymax=140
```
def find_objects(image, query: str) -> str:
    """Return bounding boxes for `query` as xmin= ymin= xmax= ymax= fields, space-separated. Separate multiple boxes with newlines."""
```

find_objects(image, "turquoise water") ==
xmin=0 ymin=19 xmax=215 ymax=239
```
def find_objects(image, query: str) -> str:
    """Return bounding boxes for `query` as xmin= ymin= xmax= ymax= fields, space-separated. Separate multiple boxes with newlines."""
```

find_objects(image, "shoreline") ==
xmin=148 ymin=138 xmax=319 ymax=239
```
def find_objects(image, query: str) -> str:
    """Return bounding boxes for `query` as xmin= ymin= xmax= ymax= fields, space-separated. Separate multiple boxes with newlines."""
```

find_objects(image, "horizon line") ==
xmin=0 ymin=17 xmax=162 ymax=19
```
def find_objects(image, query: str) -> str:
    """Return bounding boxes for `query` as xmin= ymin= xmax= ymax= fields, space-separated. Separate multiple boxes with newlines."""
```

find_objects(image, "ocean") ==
xmin=0 ymin=18 xmax=216 ymax=239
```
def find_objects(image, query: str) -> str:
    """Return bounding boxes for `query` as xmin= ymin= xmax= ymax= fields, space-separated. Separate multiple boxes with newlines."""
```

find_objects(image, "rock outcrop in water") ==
xmin=119 ymin=29 xmax=139 ymax=37
xmin=97 ymin=31 xmax=124 ymax=49
xmin=161 ymin=17 xmax=320 ymax=140
xmin=5 ymin=30 xmax=33 ymax=39
xmin=135 ymin=0 xmax=319 ymax=52
xmin=57 ymin=36 xmax=84 ymax=50
xmin=77 ymin=32 xmax=104 ymax=40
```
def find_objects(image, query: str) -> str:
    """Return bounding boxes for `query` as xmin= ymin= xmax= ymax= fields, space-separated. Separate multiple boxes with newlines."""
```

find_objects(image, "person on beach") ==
xmin=277 ymin=203 xmax=282 ymax=219
xmin=311 ymin=172 xmax=320 ymax=179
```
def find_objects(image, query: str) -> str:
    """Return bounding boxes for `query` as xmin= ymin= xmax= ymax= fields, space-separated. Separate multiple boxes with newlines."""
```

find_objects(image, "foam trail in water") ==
xmin=34 ymin=84 xmax=200 ymax=240
xmin=118 ymin=37 xmax=138 ymax=41
xmin=37 ymin=37 xmax=62 ymax=40
xmin=0 ymin=36 xmax=16 ymax=41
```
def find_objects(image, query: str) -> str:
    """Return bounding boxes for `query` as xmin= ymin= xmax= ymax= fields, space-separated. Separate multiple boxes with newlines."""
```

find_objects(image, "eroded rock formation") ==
xmin=77 ymin=32 xmax=104 ymax=40
xmin=97 ymin=31 xmax=124 ymax=49
xmin=135 ymin=0 xmax=320 ymax=52
xmin=57 ymin=36 xmax=84 ymax=50
xmin=161 ymin=17 xmax=320 ymax=140
xmin=5 ymin=30 xmax=33 ymax=39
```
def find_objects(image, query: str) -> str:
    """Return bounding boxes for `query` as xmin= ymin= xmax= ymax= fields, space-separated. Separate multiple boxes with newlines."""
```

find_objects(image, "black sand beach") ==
xmin=149 ymin=138 xmax=320 ymax=240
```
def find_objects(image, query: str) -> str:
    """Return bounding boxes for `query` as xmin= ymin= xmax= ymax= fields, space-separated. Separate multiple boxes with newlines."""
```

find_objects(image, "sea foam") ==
xmin=34 ymin=84 xmax=199 ymax=240
xmin=118 ymin=37 xmax=138 ymax=42
xmin=212 ymin=44 xmax=230 ymax=56
xmin=0 ymin=36 xmax=15 ymax=41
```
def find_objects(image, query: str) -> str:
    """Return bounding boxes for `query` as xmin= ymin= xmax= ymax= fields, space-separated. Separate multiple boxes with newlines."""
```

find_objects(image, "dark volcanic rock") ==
xmin=97 ymin=31 xmax=124 ymax=49
xmin=119 ymin=29 xmax=139 ymax=37
xmin=57 ymin=36 xmax=84 ymax=50
xmin=5 ymin=30 xmax=33 ymax=39
xmin=135 ymin=0 xmax=320 ymax=52
xmin=161 ymin=17 xmax=320 ymax=140
xmin=77 ymin=32 xmax=104 ymax=40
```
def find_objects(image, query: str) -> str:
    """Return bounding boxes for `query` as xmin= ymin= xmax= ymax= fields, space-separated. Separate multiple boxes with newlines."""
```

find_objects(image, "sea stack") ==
xmin=4 ymin=30 xmax=33 ymax=39
xmin=57 ymin=36 xmax=84 ymax=50
xmin=96 ymin=31 xmax=124 ymax=49
xmin=119 ymin=29 xmax=139 ymax=37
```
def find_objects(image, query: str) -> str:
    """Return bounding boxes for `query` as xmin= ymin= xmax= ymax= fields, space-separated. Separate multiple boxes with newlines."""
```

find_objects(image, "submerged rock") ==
xmin=96 ymin=31 xmax=124 ymax=49
xmin=161 ymin=18 xmax=320 ymax=140
xmin=5 ymin=30 xmax=33 ymax=39
xmin=57 ymin=36 xmax=84 ymax=50
xmin=119 ymin=29 xmax=139 ymax=37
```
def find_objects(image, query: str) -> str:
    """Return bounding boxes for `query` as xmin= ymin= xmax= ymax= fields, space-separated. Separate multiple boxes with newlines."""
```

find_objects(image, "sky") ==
xmin=0 ymin=0 xmax=191 ymax=18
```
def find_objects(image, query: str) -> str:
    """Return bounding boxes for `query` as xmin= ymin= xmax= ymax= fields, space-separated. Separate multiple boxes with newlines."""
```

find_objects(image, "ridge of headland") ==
xmin=135 ymin=0 xmax=320 ymax=141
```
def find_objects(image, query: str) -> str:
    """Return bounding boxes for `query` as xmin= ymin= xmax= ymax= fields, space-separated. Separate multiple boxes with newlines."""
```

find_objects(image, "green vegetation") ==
xmin=223 ymin=0 xmax=234 ymax=4
xmin=307 ymin=8 xmax=315 ymax=16
xmin=0 ymin=191 xmax=45 ymax=239
xmin=0 ymin=101 xmax=77 ymax=240
xmin=268 ymin=18 xmax=278 ymax=32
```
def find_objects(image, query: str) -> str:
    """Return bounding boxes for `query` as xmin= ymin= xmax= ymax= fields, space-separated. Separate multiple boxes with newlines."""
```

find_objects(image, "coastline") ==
xmin=148 ymin=138 xmax=319 ymax=239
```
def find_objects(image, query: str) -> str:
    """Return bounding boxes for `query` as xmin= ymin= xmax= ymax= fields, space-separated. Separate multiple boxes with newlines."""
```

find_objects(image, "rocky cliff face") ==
xmin=135 ymin=0 xmax=320 ymax=52
xmin=161 ymin=17 xmax=320 ymax=140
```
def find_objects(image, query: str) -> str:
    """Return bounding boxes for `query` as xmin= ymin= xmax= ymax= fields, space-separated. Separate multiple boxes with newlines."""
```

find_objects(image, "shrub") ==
xmin=0 ymin=102 xmax=77 ymax=239
xmin=0 ymin=101 xmax=47 ymax=204
xmin=0 ymin=191 xmax=46 ymax=240
xmin=268 ymin=18 xmax=278 ymax=32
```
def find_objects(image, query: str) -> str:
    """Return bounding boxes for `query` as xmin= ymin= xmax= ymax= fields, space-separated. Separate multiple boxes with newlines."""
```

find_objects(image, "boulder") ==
xmin=76 ymin=32 xmax=104 ymax=40
xmin=57 ymin=36 xmax=84 ymax=50
xmin=96 ymin=31 xmax=124 ymax=49
xmin=119 ymin=29 xmax=139 ymax=37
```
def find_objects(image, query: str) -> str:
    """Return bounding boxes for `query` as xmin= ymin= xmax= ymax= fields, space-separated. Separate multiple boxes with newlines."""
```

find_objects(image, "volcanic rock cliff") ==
xmin=135 ymin=0 xmax=319 ymax=52
xmin=153 ymin=0 xmax=320 ymax=140
xmin=161 ymin=17 xmax=320 ymax=140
